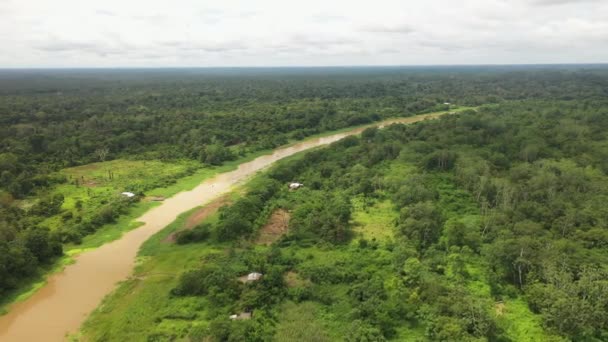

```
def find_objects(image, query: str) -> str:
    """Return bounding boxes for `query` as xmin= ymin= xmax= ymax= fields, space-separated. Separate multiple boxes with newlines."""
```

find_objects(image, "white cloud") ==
xmin=529 ymin=0 xmax=602 ymax=5
xmin=0 ymin=0 xmax=606 ymax=67
xmin=360 ymin=24 xmax=415 ymax=34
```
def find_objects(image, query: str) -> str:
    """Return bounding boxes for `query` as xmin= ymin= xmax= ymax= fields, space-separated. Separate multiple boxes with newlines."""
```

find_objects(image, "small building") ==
xmin=229 ymin=312 xmax=252 ymax=320
xmin=238 ymin=272 xmax=263 ymax=283
xmin=121 ymin=192 xmax=136 ymax=198
xmin=247 ymin=272 xmax=263 ymax=281
xmin=444 ymin=102 xmax=451 ymax=105
xmin=289 ymin=182 xmax=303 ymax=190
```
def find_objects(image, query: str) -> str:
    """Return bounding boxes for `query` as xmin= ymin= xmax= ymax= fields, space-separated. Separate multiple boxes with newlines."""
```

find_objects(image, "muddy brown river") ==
xmin=0 ymin=112 xmax=446 ymax=341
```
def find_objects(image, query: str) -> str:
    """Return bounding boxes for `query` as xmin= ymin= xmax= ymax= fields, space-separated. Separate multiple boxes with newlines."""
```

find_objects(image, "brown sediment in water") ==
xmin=0 ymin=111 xmax=447 ymax=342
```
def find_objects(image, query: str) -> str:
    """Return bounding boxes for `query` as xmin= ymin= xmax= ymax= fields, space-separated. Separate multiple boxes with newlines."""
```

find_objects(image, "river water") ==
xmin=0 ymin=112 xmax=444 ymax=341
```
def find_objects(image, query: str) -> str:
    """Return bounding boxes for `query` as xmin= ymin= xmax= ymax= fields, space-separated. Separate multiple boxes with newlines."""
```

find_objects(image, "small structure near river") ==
xmin=289 ymin=182 xmax=303 ymax=190
xmin=229 ymin=312 xmax=252 ymax=320
xmin=238 ymin=272 xmax=263 ymax=283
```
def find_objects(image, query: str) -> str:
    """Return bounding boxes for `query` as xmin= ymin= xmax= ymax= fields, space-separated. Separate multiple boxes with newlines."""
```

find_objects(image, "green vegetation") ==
xmin=352 ymin=199 xmax=396 ymax=242
xmin=44 ymin=159 xmax=200 ymax=239
xmin=1 ymin=68 xmax=469 ymax=298
xmin=0 ymin=150 xmax=275 ymax=311
xmin=3 ymin=67 xmax=608 ymax=341
xmin=82 ymin=98 xmax=608 ymax=341
xmin=79 ymin=204 xmax=224 ymax=341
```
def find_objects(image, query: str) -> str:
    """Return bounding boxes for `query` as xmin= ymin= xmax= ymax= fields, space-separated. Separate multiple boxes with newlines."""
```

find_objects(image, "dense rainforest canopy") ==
xmin=1 ymin=66 xmax=608 ymax=341
xmin=142 ymin=99 xmax=607 ymax=341
xmin=80 ymin=97 xmax=608 ymax=341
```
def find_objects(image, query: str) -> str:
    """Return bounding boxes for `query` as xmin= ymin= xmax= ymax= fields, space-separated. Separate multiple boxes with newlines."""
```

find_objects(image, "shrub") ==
xmin=175 ymin=223 xmax=212 ymax=244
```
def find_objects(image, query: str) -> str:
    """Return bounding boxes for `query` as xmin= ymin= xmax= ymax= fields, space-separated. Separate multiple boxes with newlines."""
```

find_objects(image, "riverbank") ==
xmin=78 ymin=103 xmax=554 ymax=342
xmin=1 ymin=106 xmax=472 ymax=316
xmin=0 ymin=108 xmax=470 ymax=341
xmin=0 ymin=152 xmax=273 ymax=316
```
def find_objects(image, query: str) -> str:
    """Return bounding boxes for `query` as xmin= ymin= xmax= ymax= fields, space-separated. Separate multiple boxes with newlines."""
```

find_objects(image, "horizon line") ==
xmin=0 ymin=62 xmax=607 ymax=70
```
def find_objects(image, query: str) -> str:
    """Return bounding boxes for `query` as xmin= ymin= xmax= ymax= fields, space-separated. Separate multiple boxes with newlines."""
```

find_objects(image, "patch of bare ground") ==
xmin=256 ymin=209 xmax=290 ymax=245
xmin=185 ymin=194 xmax=231 ymax=229
xmin=162 ymin=194 xmax=231 ymax=243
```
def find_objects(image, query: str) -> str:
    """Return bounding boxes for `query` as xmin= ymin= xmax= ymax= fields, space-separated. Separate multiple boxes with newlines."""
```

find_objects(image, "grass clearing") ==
xmin=497 ymin=298 xmax=565 ymax=342
xmin=62 ymin=159 xmax=200 ymax=190
xmin=274 ymin=301 xmax=331 ymax=342
xmin=39 ymin=159 xmax=201 ymax=232
xmin=352 ymin=198 xmax=396 ymax=242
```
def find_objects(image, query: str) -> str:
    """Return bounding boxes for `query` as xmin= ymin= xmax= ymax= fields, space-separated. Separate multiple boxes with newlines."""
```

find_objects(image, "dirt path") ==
xmin=185 ymin=194 xmax=231 ymax=229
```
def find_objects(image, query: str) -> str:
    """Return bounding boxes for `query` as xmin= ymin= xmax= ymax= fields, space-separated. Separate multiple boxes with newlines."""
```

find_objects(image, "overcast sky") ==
xmin=0 ymin=0 xmax=606 ymax=67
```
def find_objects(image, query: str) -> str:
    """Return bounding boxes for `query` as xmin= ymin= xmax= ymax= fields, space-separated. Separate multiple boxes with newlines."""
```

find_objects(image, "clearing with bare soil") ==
xmin=256 ymin=209 xmax=290 ymax=245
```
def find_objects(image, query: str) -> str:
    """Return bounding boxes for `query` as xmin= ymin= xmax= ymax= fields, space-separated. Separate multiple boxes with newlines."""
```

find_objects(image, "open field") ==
xmin=38 ymin=159 xmax=201 ymax=231
xmin=351 ymin=199 xmax=396 ymax=242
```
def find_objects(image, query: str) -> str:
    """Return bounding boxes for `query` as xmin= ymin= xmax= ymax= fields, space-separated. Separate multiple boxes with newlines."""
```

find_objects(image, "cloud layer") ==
xmin=0 ymin=0 xmax=606 ymax=67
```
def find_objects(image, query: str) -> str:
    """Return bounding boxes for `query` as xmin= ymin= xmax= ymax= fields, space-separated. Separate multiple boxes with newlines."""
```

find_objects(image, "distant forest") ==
xmin=0 ymin=66 xmax=608 ymax=308
xmin=2 ymin=67 xmax=607 ymax=197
